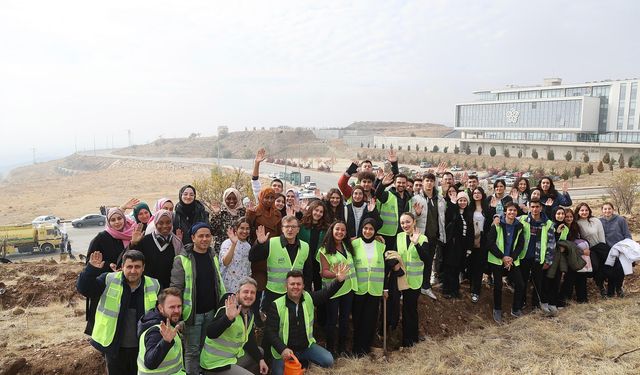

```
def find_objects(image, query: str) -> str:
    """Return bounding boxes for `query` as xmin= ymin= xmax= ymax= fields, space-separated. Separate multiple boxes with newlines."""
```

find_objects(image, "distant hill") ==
xmin=345 ymin=121 xmax=452 ymax=137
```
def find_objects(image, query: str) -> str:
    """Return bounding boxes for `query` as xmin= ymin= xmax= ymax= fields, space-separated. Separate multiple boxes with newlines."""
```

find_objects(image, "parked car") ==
xmin=32 ymin=215 xmax=61 ymax=226
xmin=420 ymin=162 xmax=432 ymax=168
xmin=522 ymin=172 xmax=532 ymax=178
xmin=72 ymin=214 xmax=106 ymax=228
xmin=304 ymin=181 xmax=317 ymax=190
xmin=451 ymin=165 xmax=462 ymax=172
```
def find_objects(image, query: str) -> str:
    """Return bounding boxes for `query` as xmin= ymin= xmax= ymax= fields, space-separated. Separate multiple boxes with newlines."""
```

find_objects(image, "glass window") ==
xmin=628 ymin=82 xmax=637 ymax=130
xmin=617 ymin=83 xmax=627 ymax=130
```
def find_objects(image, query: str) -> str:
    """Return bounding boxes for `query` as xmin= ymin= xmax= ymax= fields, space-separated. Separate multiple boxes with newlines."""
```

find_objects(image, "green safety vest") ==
xmin=200 ymin=307 xmax=255 ymax=370
xmin=270 ymin=291 xmax=316 ymax=359
xmin=316 ymin=246 xmax=357 ymax=298
xmin=518 ymin=216 xmax=554 ymax=265
xmin=376 ymin=193 xmax=399 ymax=236
xmin=178 ymin=253 xmax=227 ymax=322
xmin=137 ymin=323 xmax=185 ymax=375
xmin=92 ymin=272 xmax=160 ymax=348
xmin=266 ymin=237 xmax=309 ymax=294
xmin=351 ymin=238 xmax=386 ymax=296
xmin=558 ymin=226 xmax=569 ymax=241
xmin=397 ymin=232 xmax=427 ymax=290
xmin=488 ymin=225 xmax=523 ymax=267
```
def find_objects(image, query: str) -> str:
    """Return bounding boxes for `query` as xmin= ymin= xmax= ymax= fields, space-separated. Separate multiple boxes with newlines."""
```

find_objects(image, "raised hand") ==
xmin=510 ymin=188 xmax=519 ymax=200
xmin=436 ymin=162 xmax=447 ymax=176
xmin=490 ymin=196 xmax=497 ymax=207
xmin=387 ymin=149 xmax=398 ymax=163
xmin=462 ymin=171 xmax=469 ymax=184
xmin=110 ymin=263 xmax=121 ymax=272
xmin=227 ymin=227 xmax=238 ymax=244
xmin=246 ymin=201 xmax=256 ymax=211
xmin=413 ymin=201 xmax=423 ymax=216
xmin=159 ymin=317 xmax=178 ymax=343
xmin=410 ymin=231 xmax=421 ymax=245
xmin=382 ymin=172 xmax=395 ymax=186
xmin=376 ymin=168 xmax=385 ymax=181
xmin=493 ymin=216 xmax=500 ymax=226
xmin=89 ymin=251 xmax=105 ymax=269
xmin=121 ymin=198 xmax=140 ymax=210
xmin=562 ymin=181 xmax=569 ymax=194
xmin=175 ymin=228 xmax=183 ymax=240
xmin=256 ymin=225 xmax=270 ymax=244
xmin=545 ymin=198 xmax=554 ymax=207
xmin=224 ymin=294 xmax=241 ymax=321
xmin=299 ymin=200 xmax=308 ymax=213
xmin=448 ymin=189 xmax=458 ymax=201
xmin=286 ymin=205 xmax=296 ymax=217
xmin=131 ymin=223 xmax=144 ymax=245
xmin=333 ymin=263 xmax=350 ymax=282
xmin=314 ymin=188 xmax=321 ymax=198
xmin=255 ymin=148 xmax=267 ymax=164
xmin=367 ymin=197 xmax=377 ymax=212
xmin=211 ymin=201 xmax=222 ymax=215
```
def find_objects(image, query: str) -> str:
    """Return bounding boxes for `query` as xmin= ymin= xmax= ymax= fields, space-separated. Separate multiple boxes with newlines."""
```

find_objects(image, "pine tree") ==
xmin=490 ymin=147 xmax=496 ymax=157
xmin=597 ymin=160 xmax=604 ymax=173
xmin=532 ymin=149 xmax=539 ymax=159
xmin=547 ymin=149 xmax=555 ymax=161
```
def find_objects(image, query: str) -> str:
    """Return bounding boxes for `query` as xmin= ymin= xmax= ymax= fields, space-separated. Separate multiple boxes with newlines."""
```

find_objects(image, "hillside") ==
xmin=345 ymin=121 xmax=453 ymax=137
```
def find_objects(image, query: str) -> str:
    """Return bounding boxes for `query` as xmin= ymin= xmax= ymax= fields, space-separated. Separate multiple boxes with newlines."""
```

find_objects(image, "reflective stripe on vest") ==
xmin=488 ymin=225 xmax=523 ymax=267
xmin=351 ymin=238 xmax=385 ymax=296
xmin=178 ymin=254 xmax=227 ymax=322
xmin=376 ymin=193 xmax=398 ymax=236
xmin=317 ymin=246 xmax=357 ymax=298
xmin=397 ymin=232 xmax=426 ymax=290
xmin=200 ymin=307 xmax=255 ymax=370
xmin=92 ymin=273 xmax=160 ymax=348
xmin=271 ymin=292 xmax=316 ymax=360
xmin=518 ymin=216 xmax=553 ymax=264
xmin=137 ymin=323 xmax=185 ymax=375
xmin=266 ymin=237 xmax=309 ymax=294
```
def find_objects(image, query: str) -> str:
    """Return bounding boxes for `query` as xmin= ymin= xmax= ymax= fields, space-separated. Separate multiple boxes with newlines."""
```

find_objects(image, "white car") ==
xmin=32 ymin=215 xmax=61 ymax=226
xmin=304 ymin=182 xmax=317 ymax=190
xmin=451 ymin=166 xmax=462 ymax=172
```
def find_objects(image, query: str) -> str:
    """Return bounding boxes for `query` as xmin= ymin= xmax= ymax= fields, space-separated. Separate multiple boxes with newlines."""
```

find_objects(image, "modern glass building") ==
xmin=454 ymin=78 xmax=640 ymax=159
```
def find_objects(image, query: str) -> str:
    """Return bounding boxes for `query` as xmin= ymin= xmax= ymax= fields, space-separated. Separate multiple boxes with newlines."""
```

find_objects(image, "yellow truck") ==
xmin=0 ymin=223 xmax=62 ymax=256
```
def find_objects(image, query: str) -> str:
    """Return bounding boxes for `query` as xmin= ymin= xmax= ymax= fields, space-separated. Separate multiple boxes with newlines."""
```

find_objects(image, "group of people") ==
xmin=76 ymin=148 xmax=638 ymax=375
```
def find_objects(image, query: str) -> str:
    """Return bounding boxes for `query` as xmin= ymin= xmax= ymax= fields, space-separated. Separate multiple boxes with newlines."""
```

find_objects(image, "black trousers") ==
xmin=106 ymin=347 xmax=138 ymax=375
xmin=421 ymin=239 xmax=437 ymax=290
xmin=519 ymin=258 xmax=536 ymax=306
xmin=469 ymin=247 xmax=488 ymax=295
xmin=559 ymin=270 xmax=589 ymax=303
xmin=442 ymin=263 xmax=462 ymax=296
xmin=352 ymin=293 xmax=381 ymax=355
xmin=401 ymin=288 xmax=421 ymax=347
xmin=325 ymin=292 xmax=354 ymax=352
xmin=490 ymin=264 xmax=524 ymax=311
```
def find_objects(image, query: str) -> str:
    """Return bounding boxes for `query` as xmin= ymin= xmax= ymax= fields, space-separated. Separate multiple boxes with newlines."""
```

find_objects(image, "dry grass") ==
xmin=316 ymin=296 xmax=640 ymax=375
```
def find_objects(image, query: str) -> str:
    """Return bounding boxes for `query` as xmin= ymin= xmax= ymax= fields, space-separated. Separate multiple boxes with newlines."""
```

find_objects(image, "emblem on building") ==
xmin=506 ymin=108 xmax=520 ymax=123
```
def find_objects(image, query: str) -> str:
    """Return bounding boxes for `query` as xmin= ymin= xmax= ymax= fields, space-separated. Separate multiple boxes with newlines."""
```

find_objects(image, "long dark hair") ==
xmin=472 ymin=187 xmax=490 ymax=213
xmin=514 ymin=177 xmax=531 ymax=196
xmin=537 ymin=176 xmax=558 ymax=200
xmin=321 ymin=220 xmax=354 ymax=256
xmin=574 ymin=202 xmax=594 ymax=223
xmin=300 ymin=199 xmax=330 ymax=230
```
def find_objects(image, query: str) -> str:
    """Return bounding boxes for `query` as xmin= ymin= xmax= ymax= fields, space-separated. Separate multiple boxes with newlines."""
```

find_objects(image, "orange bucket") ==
xmin=284 ymin=353 xmax=305 ymax=375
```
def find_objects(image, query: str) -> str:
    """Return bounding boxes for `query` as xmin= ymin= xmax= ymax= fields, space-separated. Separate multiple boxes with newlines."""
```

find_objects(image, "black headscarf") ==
xmin=360 ymin=217 xmax=378 ymax=243
xmin=177 ymin=185 xmax=196 ymax=221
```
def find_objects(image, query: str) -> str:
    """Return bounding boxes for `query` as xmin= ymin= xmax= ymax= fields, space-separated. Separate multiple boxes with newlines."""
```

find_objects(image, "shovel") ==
xmin=383 ymin=289 xmax=388 ymax=360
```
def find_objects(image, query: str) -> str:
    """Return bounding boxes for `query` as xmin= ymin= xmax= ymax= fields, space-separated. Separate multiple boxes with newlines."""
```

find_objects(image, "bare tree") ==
xmin=606 ymin=170 xmax=640 ymax=214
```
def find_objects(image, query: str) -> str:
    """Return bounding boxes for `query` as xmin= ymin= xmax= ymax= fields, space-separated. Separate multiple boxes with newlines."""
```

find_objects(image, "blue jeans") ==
xmin=271 ymin=343 xmax=334 ymax=375
xmin=184 ymin=310 xmax=215 ymax=375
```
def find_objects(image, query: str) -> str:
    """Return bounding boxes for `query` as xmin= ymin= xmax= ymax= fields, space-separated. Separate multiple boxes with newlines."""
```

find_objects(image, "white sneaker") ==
xmin=548 ymin=305 xmax=558 ymax=317
xmin=421 ymin=288 xmax=437 ymax=300
xmin=540 ymin=303 xmax=552 ymax=317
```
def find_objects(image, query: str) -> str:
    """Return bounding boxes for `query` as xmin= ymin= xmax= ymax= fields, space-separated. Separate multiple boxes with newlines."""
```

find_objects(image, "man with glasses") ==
xmin=249 ymin=215 xmax=313 ymax=313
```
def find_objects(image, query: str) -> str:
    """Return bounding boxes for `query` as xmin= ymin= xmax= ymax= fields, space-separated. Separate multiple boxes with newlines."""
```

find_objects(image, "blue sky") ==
xmin=1 ymin=0 xmax=638 ymax=166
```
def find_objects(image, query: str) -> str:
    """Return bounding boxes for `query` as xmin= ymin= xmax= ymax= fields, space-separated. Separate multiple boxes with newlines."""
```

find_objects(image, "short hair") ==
xmin=286 ymin=270 xmax=304 ymax=280
xmin=443 ymin=172 xmax=454 ymax=179
xmin=602 ymin=202 xmax=614 ymax=210
xmin=395 ymin=173 xmax=408 ymax=181
xmin=122 ymin=250 xmax=145 ymax=264
xmin=357 ymin=171 xmax=376 ymax=183
xmin=236 ymin=277 xmax=258 ymax=293
xmin=494 ymin=179 xmax=506 ymax=188
xmin=468 ymin=175 xmax=479 ymax=181
xmin=413 ymin=177 xmax=423 ymax=183
xmin=400 ymin=212 xmax=416 ymax=221
xmin=424 ymin=173 xmax=436 ymax=181
xmin=281 ymin=215 xmax=299 ymax=225
xmin=158 ymin=287 xmax=182 ymax=305
xmin=407 ymin=178 xmax=414 ymax=185
xmin=233 ymin=216 xmax=249 ymax=229
xmin=271 ymin=178 xmax=283 ymax=186
xmin=529 ymin=198 xmax=542 ymax=207
xmin=361 ymin=160 xmax=373 ymax=166
xmin=504 ymin=202 xmax=518 ymax=211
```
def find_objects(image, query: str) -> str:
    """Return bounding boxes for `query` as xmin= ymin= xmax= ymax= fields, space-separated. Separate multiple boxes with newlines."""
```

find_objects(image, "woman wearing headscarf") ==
xmin=130 ymin=209 xmax=182 ymax=289
xmin=246 ymin=187 xmax=282 ymax=315
xmin=210 ymin=187 xmax=246 ymax=254
xmin=132 ymin=202 xmax=152 ymax=233
xmin=144 ymin=198 xmax=174 ymax=235
xmin=82 ymin=207 xmax=135 ymax=335
xmin=174 ymin=184 xmax=209 ymax=245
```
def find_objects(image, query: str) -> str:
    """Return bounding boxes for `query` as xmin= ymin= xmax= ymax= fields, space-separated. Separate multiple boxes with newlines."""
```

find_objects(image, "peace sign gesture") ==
xmin=224 ymin=294 xmax=241 ymax=321
xmin=159 ymin=317 xmax=178 ymax=343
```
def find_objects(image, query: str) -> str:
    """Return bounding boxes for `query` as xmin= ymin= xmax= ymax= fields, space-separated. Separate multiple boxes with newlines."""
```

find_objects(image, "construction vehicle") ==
xmin=0 ymin=223 xmax=62 ymax=256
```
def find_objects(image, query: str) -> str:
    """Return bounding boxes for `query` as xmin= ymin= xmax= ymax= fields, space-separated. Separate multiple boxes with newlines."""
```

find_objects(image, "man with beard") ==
xmin=200 ymin=278 xmax=268 ymax=375
xmin=137 ymin=287 xmax=186 ymax=374
xmin=77 ymin=250 xmax=160 ymax=375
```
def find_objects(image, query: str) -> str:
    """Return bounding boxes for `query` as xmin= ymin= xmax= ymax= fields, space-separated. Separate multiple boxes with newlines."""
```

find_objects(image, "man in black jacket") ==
xmin=266 ymin=267 xmax=348 ymax=375
xmin=137 ymin=287 xmax=185 ymax=374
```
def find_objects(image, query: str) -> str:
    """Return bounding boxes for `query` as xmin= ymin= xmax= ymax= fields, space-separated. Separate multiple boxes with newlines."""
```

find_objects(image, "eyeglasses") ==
xmin=282 ymin=225 xmax=299 ymax=229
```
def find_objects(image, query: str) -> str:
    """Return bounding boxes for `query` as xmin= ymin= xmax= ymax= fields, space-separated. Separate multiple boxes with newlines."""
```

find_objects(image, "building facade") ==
xmin=455 ymin=78 xmax=640 ymax=159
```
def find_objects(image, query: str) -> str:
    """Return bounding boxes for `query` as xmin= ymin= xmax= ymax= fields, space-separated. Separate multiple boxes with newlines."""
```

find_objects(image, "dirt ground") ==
xmin=1 ymin=259 xmax=637 ymax=374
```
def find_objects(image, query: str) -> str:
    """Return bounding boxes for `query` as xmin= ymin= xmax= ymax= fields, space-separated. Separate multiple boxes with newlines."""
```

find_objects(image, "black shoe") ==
xmin=599 ymin=287 xmax=607 ymax=298
xmin=616 ymin=287 xmax=625 ymax=298
xmin=443 ymin=293 xmax=453 ymax=299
